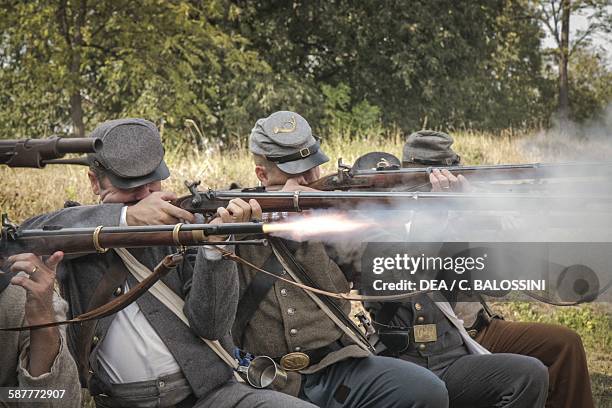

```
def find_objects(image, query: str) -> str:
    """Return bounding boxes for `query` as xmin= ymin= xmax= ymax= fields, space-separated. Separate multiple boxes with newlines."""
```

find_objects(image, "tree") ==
xmin=566 ymin=48 xmax=612 ymax=122
xmin=231 ymin=0 xmax=547 ymax=131
xmin=535 ymin=0 xmax=611 ymax=121
xmin=0 ymin=0 xmax=268 ymax=140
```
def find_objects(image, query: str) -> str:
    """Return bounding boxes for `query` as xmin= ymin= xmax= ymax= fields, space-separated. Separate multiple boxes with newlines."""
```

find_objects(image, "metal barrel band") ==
xmin=293 ymin=191 xmax=301 ymax=212
xmin=93 ymin=226 xmax=108 ymax=253
xmin=172 ymin=223 xmax=184 ymax=247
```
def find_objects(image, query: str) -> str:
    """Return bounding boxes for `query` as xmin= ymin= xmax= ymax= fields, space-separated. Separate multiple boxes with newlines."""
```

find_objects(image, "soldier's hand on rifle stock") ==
xmin=126 ymin=191 xmax=196 ymax=225
xmin=429 ymin=169 xmax=471 ymax=192
xmin=208 ymin=198 xmax=263 ymax=242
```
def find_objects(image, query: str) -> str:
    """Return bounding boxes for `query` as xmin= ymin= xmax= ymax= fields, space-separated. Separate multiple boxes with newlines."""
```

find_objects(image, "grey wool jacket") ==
xmin=21 ymin=204 xmax=239 ymax=400
xmin=234 ymin=240 xmax=369 ymax=396
xmin=0 ymin=286 xmax=81 ymax=408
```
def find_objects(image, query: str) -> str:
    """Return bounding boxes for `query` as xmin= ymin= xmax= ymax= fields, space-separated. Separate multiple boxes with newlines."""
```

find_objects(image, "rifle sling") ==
xmin=0 ymin=253 xmax=181 ymax=331
xmin=270 ymin=237 xmax=374 ymax=352
xmin=234 ymin=253 xmax=285 ymax=344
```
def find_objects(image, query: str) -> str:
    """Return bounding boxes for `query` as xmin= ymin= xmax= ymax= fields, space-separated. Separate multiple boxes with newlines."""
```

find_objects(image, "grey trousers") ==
xmin=94 ymin=373 xmax=316 ymax=408
xmin=301 ymin=355 xmax=449 ymax=408
xmin=438 ymin=353 xmax=549 ymax=408
xmin=196 ymin=380 xmax=317 ymax=408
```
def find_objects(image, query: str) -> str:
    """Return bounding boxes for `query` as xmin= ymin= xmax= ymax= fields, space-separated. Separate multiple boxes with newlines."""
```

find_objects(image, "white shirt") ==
xmin=97 ymin=206 xmax=226 ymax=383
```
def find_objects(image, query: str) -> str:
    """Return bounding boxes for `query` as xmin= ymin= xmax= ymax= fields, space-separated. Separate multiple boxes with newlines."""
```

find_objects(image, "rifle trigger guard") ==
xmin=93 ymin=226 xmax=108 ymax=253
xmin=293 ymin=191 xmax=301 ymax=212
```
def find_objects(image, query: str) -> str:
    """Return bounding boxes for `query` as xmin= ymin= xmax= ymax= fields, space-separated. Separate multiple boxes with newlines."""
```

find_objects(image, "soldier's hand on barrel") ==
xmin=430 ymin=169 xmax=471 ymax=192
xmin=208 ymin=198 xmax=262 ymax=242
xmin=126 ymin=191 xmax=195 ymax=225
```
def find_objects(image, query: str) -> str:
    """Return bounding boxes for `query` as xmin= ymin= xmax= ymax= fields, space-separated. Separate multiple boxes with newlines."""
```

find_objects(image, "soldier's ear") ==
xmin=87 ymin=170 xmax=101 ymax=196
xmin=254 ymin=165 xmax=268 ymax=184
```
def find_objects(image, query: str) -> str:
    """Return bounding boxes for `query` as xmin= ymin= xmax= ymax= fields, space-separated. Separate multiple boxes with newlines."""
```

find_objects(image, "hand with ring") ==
xmin=6 ymin=252 xmax=64 ymax=377
xmin=429 ymin=168 xmax=471 ymax=192
xmin=7 ymin=252 xmax=64 ymax=326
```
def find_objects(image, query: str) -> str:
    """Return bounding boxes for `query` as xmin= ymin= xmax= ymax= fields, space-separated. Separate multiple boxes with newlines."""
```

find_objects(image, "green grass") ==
xmin=494 ymin=302 xmax=612 ymax=406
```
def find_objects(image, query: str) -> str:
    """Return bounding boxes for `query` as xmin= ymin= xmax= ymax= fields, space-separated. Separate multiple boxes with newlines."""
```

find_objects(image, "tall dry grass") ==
xmin=0 ymin=129 xmax=536 ymax=222
xmin=2 ymin=128 xmax=611 ymax=406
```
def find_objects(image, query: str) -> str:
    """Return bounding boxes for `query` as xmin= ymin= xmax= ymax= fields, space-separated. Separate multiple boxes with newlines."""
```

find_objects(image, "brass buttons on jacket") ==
xmin=287 ymin=307 xmax=296 ymax=315
xmin=415 ymin=303 xmax=423 ymax=311
xmin=290 ymin=328 xmax=298 ymax=336
xmin=113 ymin=286 xmax=123 ymax=296
xmin=280 ymin=289 xmax=288 ymax=296
xmin=294 ymin=346 xmax=301 ymax=352
xmin=92 ymin=336 xmax=99 ymax=345
xmin=468 ymin=329 xmax=478 ymax=339
xmin=418 ymin=344 xmax=426 ymax=350
xmin=417 ymin=316 xmax=425 ymax=323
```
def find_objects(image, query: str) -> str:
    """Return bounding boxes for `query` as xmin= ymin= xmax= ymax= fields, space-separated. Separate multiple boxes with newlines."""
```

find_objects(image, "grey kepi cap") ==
xmin=352 ymin=152 xmax=401 ymax=171
xmin=402 ymin=130 xmax=460 ymax=167
xmin=88 ymin=118 xmax=170 ymax=189
xmin=249 ymin=111 xmax=329 ymax=174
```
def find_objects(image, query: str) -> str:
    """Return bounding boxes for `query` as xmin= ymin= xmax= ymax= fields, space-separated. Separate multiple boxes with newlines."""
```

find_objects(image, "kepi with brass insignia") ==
xmin=249 ymin=111 xmax=329 ymax=174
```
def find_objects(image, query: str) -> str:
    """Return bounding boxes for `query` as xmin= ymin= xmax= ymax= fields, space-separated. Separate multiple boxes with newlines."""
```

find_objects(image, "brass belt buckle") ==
xmin=279 ymin=352 xmax=310 ymax=371
xmin=413 ymin=324 xmax=437 ymax=343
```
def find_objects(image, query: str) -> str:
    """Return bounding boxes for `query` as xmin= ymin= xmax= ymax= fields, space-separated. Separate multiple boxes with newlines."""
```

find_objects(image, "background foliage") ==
xmin=0 ymin=0 xmax=610 ymax=143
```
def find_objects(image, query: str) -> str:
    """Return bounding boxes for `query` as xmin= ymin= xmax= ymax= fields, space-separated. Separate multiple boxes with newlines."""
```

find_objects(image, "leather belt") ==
xmin=275 ymin=341 xmax=343 ymax=370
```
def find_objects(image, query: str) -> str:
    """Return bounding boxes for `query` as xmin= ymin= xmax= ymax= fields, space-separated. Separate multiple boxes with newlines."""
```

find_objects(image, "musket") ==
xmin=174 ymin=186 xmax=612 ymax=216
xmin=0 ymin=136 xmax=101 ymax=168
xmin=0 ymin=216 xmax=437 ymax=333
xmin=0 ymin=218 xmax=269 ymax=262
xmin=307 ymin=159 xmax=612 ymax=191
xmin=0 ymin=219 xmax=266 ymax=332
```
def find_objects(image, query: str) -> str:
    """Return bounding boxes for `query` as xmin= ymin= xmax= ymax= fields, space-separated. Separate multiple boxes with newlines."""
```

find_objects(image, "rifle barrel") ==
xmin=55 ymin=137 xmax=102 ymax=154
xmin=353 ymin=161 xmax=612 ymax=176
xmin=1 ymin=222 xmax=266 ymax=259
xmin=0 ymin=137 xmax=102 ymax=167
xmin=16 ymin=223 xmax=264 ymax=237
xmin=178 ymin=190 xmax=612 ymax=214
xmin=308 ymin=161 xmax=612 ymax=190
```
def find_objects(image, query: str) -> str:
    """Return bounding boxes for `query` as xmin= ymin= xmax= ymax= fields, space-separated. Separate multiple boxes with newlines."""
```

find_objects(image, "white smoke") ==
xmin=521 ymin=103 xmax=612 ymax=161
